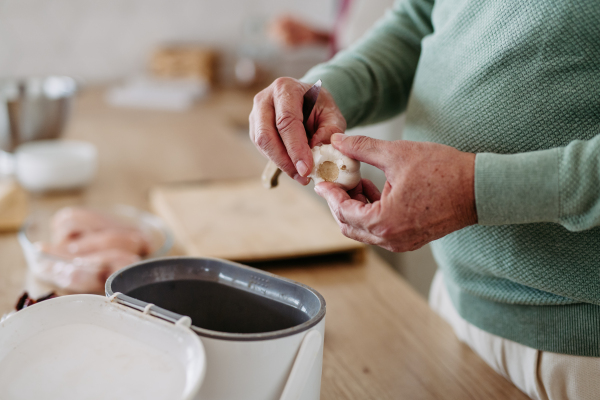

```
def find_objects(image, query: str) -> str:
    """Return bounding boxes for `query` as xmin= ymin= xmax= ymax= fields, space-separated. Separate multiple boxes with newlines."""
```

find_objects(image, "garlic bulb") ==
xmin=308 ymin=144 xmax=361 ymax=190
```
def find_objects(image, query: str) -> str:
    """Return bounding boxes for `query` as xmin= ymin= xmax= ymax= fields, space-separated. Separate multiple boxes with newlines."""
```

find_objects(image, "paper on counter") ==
xmin=106 ymin=76 xmax=209 ymax=112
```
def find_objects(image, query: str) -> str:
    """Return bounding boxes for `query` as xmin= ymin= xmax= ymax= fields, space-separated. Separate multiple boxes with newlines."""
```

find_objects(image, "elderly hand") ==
xmin=315 ymin=133 xmax=477 ymax=252
xmin=249 ymin=77 xmax=346 ymax=185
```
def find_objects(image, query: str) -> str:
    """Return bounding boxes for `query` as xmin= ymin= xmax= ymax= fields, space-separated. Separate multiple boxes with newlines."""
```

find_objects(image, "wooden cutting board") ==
xmin=150 ymin=178 xmax=364 ymax=262
xmin=0 ymin=180 xmax=28 ymax=232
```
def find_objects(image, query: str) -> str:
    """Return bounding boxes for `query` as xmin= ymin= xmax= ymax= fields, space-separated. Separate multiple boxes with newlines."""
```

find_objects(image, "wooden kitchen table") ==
xmin=0 ymin=88 xmax=528 ymax=400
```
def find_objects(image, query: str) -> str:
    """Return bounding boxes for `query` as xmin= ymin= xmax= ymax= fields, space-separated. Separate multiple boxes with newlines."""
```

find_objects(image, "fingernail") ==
xmin=331 ymin=133 xmax=344 ymax=146
xmin=294 ymin=174 xmax=308 ymax=185
xmin=296 ymin=160 xmax=309 ymax=177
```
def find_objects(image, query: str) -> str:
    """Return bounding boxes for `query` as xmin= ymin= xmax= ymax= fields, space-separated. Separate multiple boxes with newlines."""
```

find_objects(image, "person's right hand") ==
xmin=249 ymin=77 xmax=347 ymax=184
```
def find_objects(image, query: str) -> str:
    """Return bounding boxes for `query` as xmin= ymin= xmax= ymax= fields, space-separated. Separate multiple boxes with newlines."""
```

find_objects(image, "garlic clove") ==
xmin=308 ymin=144 xmax=361 ymax=190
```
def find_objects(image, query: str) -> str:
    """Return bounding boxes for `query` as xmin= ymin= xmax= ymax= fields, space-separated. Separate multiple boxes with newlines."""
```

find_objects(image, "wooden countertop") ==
xmin=0 ymin=88 xmax=528 ymax=399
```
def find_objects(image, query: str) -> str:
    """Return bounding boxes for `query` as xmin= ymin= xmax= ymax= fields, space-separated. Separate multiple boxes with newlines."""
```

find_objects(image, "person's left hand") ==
xmin=314 ymin=133 xmax=478 ymax=252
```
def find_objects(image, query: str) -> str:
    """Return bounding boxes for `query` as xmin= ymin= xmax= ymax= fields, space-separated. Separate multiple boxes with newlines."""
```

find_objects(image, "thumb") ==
xmin=330 ymin=133 xmax=390 ymax=170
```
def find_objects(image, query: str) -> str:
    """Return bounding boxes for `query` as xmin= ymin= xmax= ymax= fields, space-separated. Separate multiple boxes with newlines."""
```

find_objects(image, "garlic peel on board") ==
xmin=308 ymin=144 xmax=361 ymax=190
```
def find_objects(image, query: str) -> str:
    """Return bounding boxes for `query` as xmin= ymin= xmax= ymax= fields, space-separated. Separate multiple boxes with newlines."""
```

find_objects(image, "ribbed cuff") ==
xmin=475 ymin=149 xmax=560 ymax=225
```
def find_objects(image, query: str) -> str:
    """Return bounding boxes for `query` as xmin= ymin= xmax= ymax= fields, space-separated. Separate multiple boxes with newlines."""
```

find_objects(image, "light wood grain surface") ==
xmin=0 ymin=87 xmax=528 ymax=399
xmin=150 ymin=178 xmax=364 ymax=262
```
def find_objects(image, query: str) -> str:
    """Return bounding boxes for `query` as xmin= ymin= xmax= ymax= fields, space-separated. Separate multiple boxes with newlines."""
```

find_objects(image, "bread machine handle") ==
xmin=279 ymin=329 xmax=323 ymax=400
xmin=108 ymin=292 xmax=191 ymax=327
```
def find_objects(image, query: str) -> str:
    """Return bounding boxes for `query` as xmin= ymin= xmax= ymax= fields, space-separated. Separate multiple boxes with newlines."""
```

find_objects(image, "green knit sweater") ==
xmin=302 ymin=0 xmax=600 ymax=356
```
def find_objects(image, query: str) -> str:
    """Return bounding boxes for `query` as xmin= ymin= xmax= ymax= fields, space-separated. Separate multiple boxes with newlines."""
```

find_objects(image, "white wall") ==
xmin=0 ymin=0 xmax=336 ymax=82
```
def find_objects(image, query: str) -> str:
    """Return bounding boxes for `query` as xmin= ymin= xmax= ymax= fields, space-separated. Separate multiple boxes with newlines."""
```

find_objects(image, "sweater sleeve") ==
xmin=476 ymin=133 xmax=600 ymax=231
xmin=300 ymin=0 xmax=434 ymax=129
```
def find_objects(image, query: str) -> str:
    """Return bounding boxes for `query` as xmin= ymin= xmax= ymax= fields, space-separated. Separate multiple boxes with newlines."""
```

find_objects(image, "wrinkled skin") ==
xmin=249 ymin=76 xmax=477 ymax=252
xmin=314 ymin=134 xmax=477 ymax=252
xmin=249 ymin=77 xmax=346 ymax=185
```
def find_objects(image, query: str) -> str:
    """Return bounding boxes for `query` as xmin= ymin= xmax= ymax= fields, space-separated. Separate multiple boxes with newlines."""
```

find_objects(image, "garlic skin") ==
xmin=308 ymin=144 xmax=361 ymax=190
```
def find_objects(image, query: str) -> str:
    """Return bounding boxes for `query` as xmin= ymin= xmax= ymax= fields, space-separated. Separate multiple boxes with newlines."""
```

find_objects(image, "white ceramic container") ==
xmin=106 ymin=256 xmax=327 ymax=400
xmin=196 ymin=319 xmax=325 ymax=400
xmin=14 ymin=139 xmax=97 ymax=192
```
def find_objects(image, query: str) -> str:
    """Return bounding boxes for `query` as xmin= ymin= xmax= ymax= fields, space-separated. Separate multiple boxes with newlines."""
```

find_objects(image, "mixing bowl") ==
xmin=18 ymin=204 xmax=173 ymax=293
xmin=0 ymin=76 xmax=77 ymax=152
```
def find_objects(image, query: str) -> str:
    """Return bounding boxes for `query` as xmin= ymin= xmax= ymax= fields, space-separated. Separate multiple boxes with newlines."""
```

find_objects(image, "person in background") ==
xmin=269 ymin=16 xmax=332 ymax=49
xmin=250 ymin=0 xmax=600 ymax=399
xmin=269 ymin=0 xmax=394 ymax=56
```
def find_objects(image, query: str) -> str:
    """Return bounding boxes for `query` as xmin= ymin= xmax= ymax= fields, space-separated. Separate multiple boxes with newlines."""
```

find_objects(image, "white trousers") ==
xmin=429 ymin=271 xmax=600 ymax=400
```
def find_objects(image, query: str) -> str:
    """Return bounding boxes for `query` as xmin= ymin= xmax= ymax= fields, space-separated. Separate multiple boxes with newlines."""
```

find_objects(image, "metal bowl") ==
xmin=0 ymin=76 xmax=77 ymax=152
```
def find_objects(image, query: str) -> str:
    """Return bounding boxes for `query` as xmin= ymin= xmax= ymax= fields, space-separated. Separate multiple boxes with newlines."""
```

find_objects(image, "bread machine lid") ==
xmin=0 ymin=294 xmax=205 ymax=400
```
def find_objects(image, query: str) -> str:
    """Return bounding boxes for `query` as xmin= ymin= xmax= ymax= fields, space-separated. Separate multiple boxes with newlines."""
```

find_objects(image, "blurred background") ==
xmin=0 ymin=0 xmax=332 ymax=83
xmin=0 ymin=0 xmax=436 ymax=298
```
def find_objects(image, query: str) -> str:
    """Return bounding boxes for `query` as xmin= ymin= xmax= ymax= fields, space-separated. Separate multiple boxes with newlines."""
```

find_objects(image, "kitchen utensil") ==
xmin=262 ymin=79 xmax=321 ymax=189
xmin=0 ymin=294 xmax=206 ymax=400
xmin=150 ymin=178 xmax=364 ymax=262
xmin=14 ymin=139 xmax=97 ymax=192
xmin=105 ymin=256 xmax=327 ymax=400
xmin=0 ymin=76 xmax=77 ymax=152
